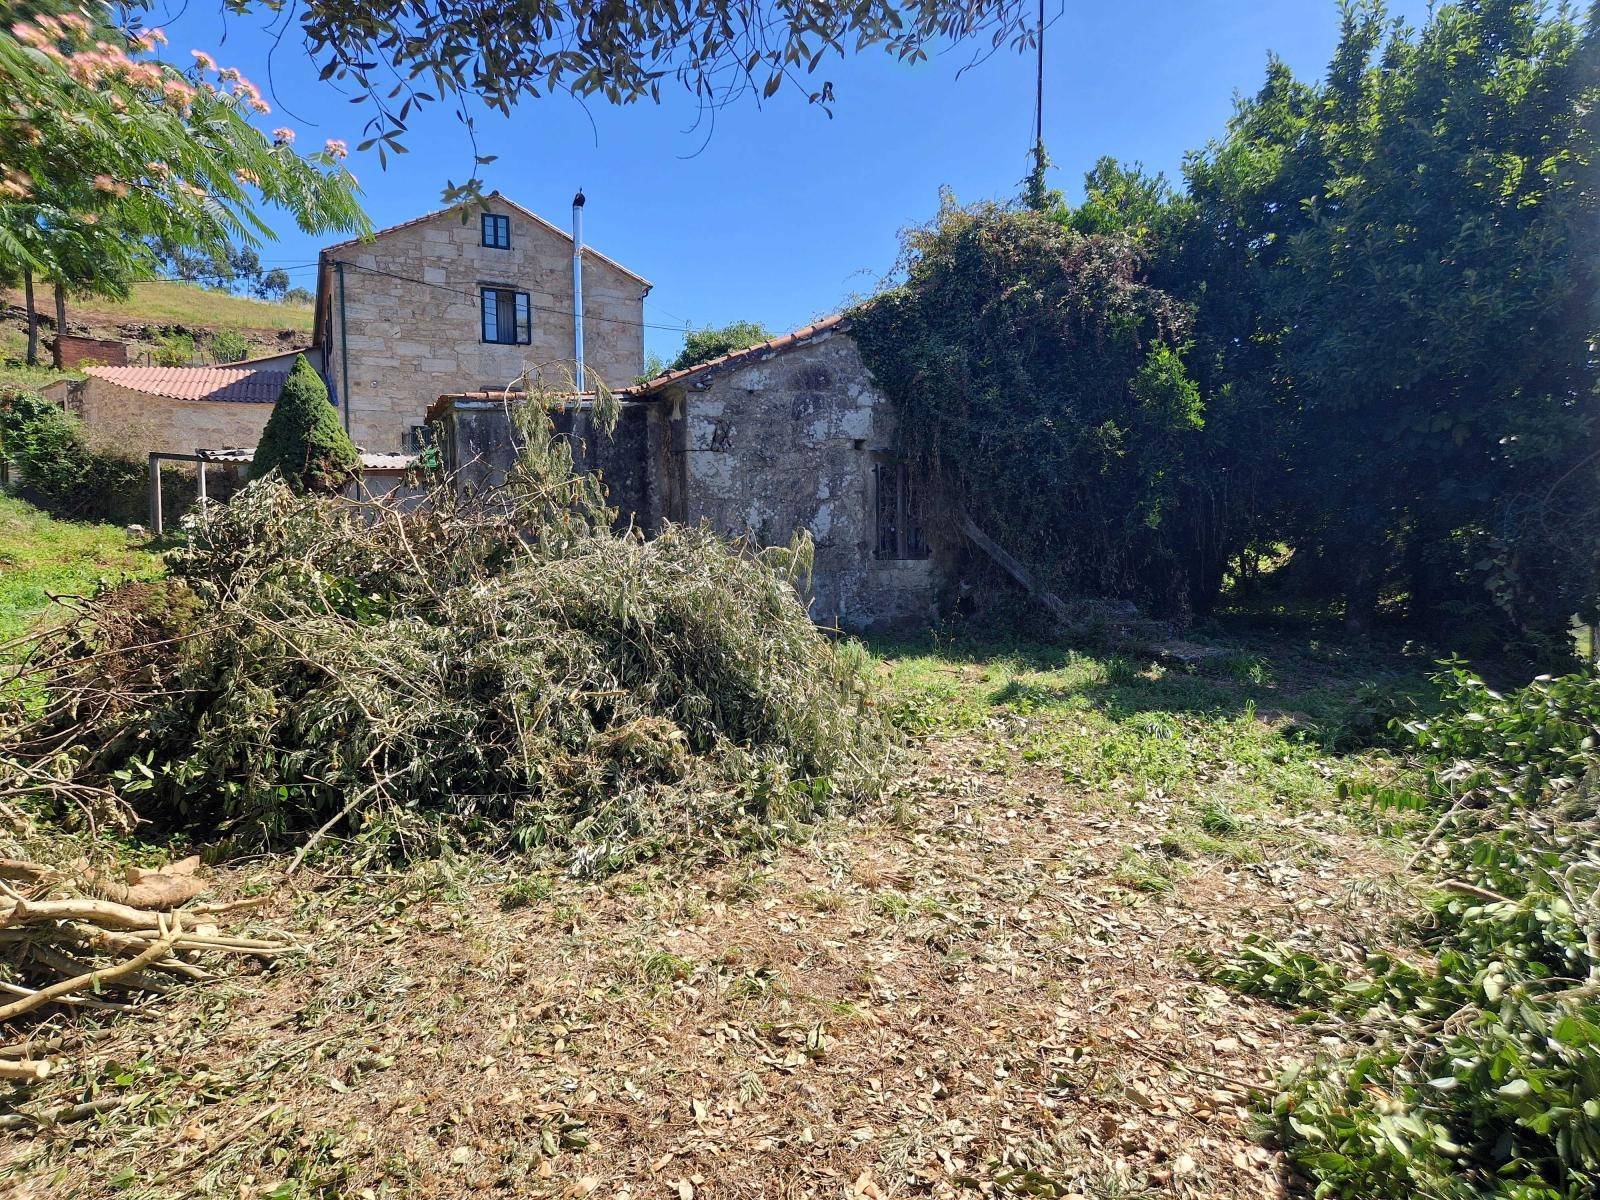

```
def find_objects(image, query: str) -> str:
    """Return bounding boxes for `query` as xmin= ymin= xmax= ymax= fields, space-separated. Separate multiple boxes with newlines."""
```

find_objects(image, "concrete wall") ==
xmin=663 ymin=331 xmax=943 ymax=631
xmin=323 ymin=202 xmax=647 ymax=453
xmin=59 ymin=377 xmax=272 ymax=457
xmin=229 ymin=346 xmax=321 ymax=372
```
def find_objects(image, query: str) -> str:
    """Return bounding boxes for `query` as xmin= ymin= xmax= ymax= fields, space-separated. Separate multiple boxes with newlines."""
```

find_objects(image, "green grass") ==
xmin=4 ymin=282 xmax=313 ymax=335
xmin=870 ymin=627 xmax=1433 ymax=829
xmin=0 ymin=493 xmax=160 ymax=652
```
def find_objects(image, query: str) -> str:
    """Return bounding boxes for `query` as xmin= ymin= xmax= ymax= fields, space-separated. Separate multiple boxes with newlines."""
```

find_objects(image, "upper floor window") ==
xmin=481 ymin=287 xmax=531 ymax=345
xmin=481 ymin=213 xmax=511 ymax=249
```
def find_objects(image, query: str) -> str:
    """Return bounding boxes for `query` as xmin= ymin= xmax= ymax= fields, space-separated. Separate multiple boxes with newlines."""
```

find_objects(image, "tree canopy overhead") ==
xmin=146 ymin=0 xmax=1041 ymax=197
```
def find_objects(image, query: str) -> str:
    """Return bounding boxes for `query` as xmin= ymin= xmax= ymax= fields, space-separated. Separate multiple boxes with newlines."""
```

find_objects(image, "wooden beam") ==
xmin=961 ymin=517 xmax=1073 ymax=625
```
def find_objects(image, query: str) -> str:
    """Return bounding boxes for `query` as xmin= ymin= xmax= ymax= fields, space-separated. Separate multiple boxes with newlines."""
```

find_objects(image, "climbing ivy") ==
xmin=850 ymin=196 xmax=1205 ymax=614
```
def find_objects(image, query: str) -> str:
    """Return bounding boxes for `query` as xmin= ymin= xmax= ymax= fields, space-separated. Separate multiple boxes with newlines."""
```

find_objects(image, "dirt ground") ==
xmin=0 ymin=668 xmax=1419 ymax=1200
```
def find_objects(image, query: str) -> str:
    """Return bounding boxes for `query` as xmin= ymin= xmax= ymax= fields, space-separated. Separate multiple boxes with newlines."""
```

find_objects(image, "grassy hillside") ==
xmin=0 ymin=280 xmax=314 ymax=392
xmin=0 ymin=493 xmax=159 ymax=652
xmin=3 ymin=281 xmax=313 ymax=336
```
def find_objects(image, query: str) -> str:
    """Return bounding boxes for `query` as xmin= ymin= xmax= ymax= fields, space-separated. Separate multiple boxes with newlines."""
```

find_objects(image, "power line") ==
xmin=146 ymin=258 xmax=699 ymax=336
xmin=329 ymin=258 xmax=696 ymax=335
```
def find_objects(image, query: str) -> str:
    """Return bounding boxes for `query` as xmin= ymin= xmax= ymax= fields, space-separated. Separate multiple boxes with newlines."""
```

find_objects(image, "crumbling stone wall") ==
xmin=322 ymin=202 xmax=648 ymax=453
xmin=663 ymin=331 xmax=944 ymax=631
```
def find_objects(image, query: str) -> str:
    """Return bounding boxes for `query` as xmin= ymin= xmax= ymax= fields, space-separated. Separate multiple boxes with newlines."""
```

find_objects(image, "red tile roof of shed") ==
xmin=84 ymin=366 xmax=287 ymax=404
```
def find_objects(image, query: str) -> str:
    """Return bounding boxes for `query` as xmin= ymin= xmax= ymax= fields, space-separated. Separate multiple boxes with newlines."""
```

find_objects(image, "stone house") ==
xmin=432 ymin=315 xmax=948 ymax=631
xmin=312 ymin=192 xmax=651 ymax=453
xmin=48 ymin=193 xmax=646 ymax=464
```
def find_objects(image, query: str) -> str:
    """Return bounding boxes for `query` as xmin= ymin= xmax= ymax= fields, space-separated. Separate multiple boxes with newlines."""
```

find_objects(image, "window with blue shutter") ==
xmin=480 ymin=287 xmax=531 ymax=344
xmin=481 ymin=213 xmax=510 ymax=249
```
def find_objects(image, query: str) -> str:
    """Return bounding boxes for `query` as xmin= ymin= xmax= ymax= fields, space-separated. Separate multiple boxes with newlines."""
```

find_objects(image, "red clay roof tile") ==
xmin=85 ymin=366 xmax=287 ymax=404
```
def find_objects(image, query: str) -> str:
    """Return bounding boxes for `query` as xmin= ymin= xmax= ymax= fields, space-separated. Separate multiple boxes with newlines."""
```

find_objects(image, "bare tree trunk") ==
xmin=51 ymin=280 xmax=66 ymax=370
xmin=22 ymin=270 xmax=38 ymax=366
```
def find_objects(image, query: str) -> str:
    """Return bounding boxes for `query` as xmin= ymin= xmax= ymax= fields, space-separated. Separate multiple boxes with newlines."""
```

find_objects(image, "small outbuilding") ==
xmin=431 ymin=316 xmax=950 ymax=631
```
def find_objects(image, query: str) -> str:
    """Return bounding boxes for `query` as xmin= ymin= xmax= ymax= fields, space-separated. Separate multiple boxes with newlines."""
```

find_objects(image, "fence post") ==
xmin=197 ymin=460 xmax=208 ymax=517
xmin=148 ymin=453 xmax=163 ymax=536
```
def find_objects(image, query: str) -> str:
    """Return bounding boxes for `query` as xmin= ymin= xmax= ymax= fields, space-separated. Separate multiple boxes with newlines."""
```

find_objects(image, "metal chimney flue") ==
xmin=571 ymin=189 xmax=586 ymax=393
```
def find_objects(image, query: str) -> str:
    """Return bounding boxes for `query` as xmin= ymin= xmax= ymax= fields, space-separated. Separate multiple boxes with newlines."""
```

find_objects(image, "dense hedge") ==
xmin=0 ymin=388 xmax=191 ymax=526
xmin=851 ymin=200 xmax=1206 ymax=616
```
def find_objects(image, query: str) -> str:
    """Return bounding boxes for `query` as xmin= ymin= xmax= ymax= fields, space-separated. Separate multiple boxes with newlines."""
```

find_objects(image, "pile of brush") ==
xmin=0 ymin=407 xmax=889 ymax=874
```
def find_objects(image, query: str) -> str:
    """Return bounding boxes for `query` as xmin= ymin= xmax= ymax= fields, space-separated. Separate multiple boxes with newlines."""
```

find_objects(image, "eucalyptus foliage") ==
xmin=1 ymin=404 xmax=889 ymax=871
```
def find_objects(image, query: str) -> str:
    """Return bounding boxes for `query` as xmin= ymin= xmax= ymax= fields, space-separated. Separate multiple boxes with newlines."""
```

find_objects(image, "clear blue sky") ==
xmin=152 ymin=0 xmax=1431 ymax=364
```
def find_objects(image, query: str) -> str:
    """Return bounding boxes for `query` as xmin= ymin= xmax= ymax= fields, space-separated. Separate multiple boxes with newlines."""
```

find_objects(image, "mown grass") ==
xmin=870 ymin=626 xmax=1435 ymax=842
xmin=2 ymin=281 xmax=312 ymax=336
xmin=0 ymin=493 xmax=159 ymax=652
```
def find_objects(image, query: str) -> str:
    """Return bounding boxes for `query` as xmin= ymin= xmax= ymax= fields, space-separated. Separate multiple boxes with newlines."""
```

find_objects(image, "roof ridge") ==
xmin=320 ymin=191 xmax=650 ymax=288
xmin=622 ymin=314 xmax=850 ymax=396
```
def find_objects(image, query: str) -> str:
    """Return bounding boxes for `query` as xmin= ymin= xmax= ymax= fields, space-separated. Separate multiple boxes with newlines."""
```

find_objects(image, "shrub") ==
xmin=249 ymin=355 xmax=360 ymax=494
xmin=1211 ymin=666 xmax=1600 ymax=1199
xmin=151 ymin=331 xmax=196 ymax=366
xmin=207 ymin=329 xmax=252 ymax=364
xmin=667 ymin=321 xmax=774 ymax=372
xmin=0 ymin=388 xmax=186 ymax=525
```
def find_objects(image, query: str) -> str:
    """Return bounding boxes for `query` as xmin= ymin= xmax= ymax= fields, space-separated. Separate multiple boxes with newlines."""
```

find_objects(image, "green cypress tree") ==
xmin=250 ymin=355 xmax=361 ymax=494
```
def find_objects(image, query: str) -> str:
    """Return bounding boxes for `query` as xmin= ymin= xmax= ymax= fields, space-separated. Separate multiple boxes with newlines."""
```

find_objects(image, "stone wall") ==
xmin=59 ymin=377 xmax=272 ymax=457
xmin=663 ymin=331 xmax=944 ymax=631
xmin=432 ymin=331 xmax=947 ymax=632
xmin=323 ymin=202 xmax=648 ymax=453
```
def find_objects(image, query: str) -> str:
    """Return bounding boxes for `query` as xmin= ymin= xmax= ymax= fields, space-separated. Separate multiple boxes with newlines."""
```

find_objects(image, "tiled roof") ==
xmin=621 ymin=315 xmax=850 ymax=397
xmin=198 ymin=447 xmax=416 ymax=470
xmin=320 ymin=190 xmax=651 ymax=287
xmin=84 ymin=366 xmax=287 ymax=404
xmin=426 ymin=315 xmax=854 ymax=421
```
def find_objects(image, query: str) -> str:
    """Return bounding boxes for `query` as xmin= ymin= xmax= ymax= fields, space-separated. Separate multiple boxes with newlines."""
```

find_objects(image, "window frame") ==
xmin=480 ymin=286 xmax=532 ymax=345
xmin=873 ymin=457 xmax=930 ymax=561
xmin=481 ymin=213 xmax=511 ymax=249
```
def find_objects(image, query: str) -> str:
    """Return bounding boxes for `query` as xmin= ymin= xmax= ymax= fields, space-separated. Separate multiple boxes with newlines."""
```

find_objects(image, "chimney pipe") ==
xmin=571 ymin=189 xmax=586 ymax=393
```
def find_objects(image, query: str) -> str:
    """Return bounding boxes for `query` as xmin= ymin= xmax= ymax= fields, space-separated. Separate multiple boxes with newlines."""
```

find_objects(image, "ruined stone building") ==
xmin=433 ymin=315 xmax=945 ymax=631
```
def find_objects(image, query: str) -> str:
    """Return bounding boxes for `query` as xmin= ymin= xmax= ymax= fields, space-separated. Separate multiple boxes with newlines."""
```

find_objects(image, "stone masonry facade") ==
xmin=434 ymin=320 xmax=948 ymax=632
xmin=655 ymin=328 xmax=943 ymax=631
xmin=317 ymin=194 xmax=649 ymax=453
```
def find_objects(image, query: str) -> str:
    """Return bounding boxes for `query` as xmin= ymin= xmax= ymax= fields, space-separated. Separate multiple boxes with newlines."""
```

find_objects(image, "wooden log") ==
xmin=960 ymin=518 xmax=1074 ymax=625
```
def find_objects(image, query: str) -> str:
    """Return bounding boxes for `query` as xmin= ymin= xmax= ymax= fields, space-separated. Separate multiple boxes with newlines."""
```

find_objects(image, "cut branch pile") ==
xmin=0 ymin=855 xmax=288 ymax=1084
xmin=1 ymin=401 xmax=890 ymax=872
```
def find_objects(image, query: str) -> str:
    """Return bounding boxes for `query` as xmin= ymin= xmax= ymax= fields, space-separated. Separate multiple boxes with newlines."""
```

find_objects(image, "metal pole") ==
xmin=148 ymin=453 xmax=163 ymax=536
xmin=572 ymin=190 xmax=586 ymax=392
xmin=197 ymin=460 xmax=208 ymax=517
